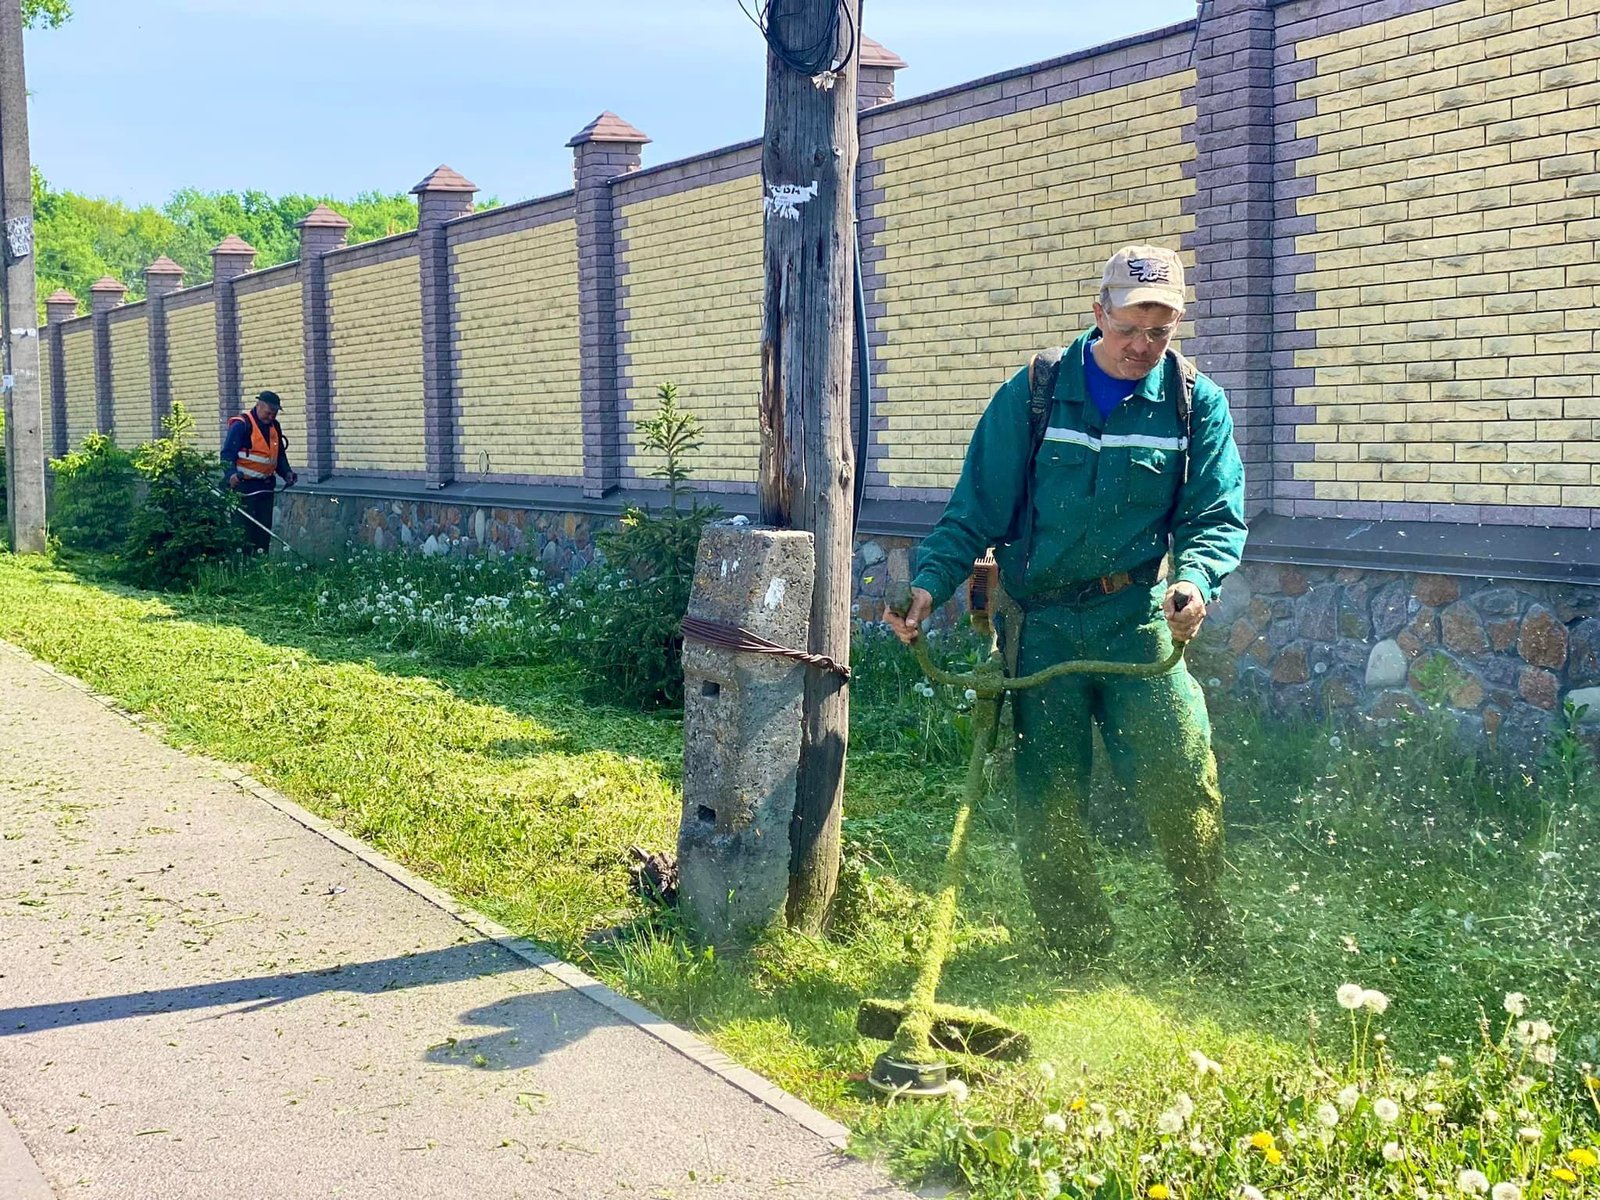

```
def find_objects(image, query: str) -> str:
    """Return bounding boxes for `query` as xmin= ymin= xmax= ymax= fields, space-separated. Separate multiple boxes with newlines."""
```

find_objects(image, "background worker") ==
xmin=884 ymin=245 xmax=1248 ymax=966
xmin=221 ymin=389 xmax=297 ymax=553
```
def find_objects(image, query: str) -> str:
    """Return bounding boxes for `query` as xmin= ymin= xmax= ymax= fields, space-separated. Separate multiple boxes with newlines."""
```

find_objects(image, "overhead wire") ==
xmin=737 ymin=0 xmax=858 ymax=78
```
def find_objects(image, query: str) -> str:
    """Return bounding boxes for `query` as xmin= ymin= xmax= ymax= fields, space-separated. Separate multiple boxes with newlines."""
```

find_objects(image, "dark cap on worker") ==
xmin=255 ymin=390 xmax=282 ymax=409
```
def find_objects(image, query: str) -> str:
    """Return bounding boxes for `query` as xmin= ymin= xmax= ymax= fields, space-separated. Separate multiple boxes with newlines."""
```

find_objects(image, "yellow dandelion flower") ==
xmin=1567 ymin=1148 xmax=1598 ymax=1169
xmin=1250 ymin=1131 xmax=1274 ymax=1151
xmin=1266 ymin=1147 xmax=1284 ymax=1166
xmin=1552 ymin=1166 xmax=1578 ymax=1185
xmin=1070 ymin=1096 xmax=1087 ymax=1112
xmin=1147 ymin=1186 xmax=1171 ymax=1200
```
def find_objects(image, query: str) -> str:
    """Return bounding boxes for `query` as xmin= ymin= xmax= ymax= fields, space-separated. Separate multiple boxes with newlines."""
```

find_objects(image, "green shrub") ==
xmin=121 ymin=402 xmax=243 ymax=586
xmin=552 ymin=382 xmax=718 ymax=708
xmin=49 ymin=431 xmax=137 ymax=550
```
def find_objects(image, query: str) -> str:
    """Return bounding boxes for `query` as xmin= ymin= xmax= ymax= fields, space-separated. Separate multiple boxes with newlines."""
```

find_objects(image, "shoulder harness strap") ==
xmin=1026 ymin=346 xmax=1065 ymax=456
xmin=1166 ymin=348 xmax=1198 ymax=485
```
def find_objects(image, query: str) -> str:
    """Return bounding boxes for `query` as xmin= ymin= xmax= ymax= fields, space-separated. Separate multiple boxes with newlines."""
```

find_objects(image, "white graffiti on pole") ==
xmin=763 ymin=181 xmax=819 ymax=222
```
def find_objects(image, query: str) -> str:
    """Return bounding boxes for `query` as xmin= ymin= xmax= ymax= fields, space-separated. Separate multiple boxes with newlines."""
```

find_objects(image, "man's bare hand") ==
xmin=884 ymin=587 xmax=933 ymax=645
xmin=1162 ymin=580 xmax=1207 ymax=642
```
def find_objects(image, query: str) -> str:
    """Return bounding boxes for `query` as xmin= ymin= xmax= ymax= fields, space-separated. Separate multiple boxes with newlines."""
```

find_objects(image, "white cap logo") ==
xmin=1126 ymin=256 xmax=1173 ymax=284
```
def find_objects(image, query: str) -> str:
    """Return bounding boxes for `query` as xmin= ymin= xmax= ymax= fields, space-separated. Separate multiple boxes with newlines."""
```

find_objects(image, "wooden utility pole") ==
xmin=0 ymin=0 xmax=46 ymax=552
xmin=757 ymin=0 xmax=861 ymax=933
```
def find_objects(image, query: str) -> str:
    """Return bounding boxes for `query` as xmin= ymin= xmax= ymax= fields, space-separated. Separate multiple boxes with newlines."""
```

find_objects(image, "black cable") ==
xmin=851 ymin=184 xmax=871 ymax=535
xmin=738 ymin=0 xmax=858 ymax=77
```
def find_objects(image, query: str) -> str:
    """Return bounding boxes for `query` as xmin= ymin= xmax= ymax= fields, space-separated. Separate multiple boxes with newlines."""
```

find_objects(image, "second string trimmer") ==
xmin=859 ymin=586 xmax=1191 ymax=1098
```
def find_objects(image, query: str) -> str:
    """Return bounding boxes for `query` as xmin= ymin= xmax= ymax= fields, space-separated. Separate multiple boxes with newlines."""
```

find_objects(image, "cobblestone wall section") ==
xmin=328 ymin=250 xmax=426 ymax=475
xmin=109 ymin=314 xmax=151 ymax=448
xmin=277 ymin=490 xmax=605 ymax=577
xmin=1197 ymin=560 xmax=1600 ymax=751
xmin=450 ymin=220 xmax=583 ymax=482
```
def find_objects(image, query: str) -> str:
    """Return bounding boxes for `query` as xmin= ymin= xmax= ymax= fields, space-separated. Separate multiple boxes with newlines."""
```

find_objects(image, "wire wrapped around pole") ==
xmin=681 ymin=614 xmax=851 ymax=681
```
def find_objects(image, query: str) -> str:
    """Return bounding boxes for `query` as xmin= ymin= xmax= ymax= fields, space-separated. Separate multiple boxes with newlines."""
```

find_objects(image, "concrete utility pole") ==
xmin=0 ymin=0 xmax=47 ymax=552
xmin=756 ymin=0 xmax=862 ymax=933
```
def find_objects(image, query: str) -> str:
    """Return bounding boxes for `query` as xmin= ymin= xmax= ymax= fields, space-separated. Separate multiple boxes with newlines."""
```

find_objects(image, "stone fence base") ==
xmin=1195 ymin=563 xmax=1598 ymax=753
xmin=277 ymin=488 xmax=1594 ymax=752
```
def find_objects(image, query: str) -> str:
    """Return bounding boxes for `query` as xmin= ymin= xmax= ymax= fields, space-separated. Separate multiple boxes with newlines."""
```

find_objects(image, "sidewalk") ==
xmin=0 ymin=644 xmax=915 ymax=1200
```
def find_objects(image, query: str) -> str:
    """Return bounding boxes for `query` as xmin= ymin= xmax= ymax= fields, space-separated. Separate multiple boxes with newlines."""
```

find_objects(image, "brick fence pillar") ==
xmin=297 ymin=204 xmax=351 ymax=482
xmin=856 ymin=35 xmax=906 ymax=110
xmin=411 ymin=165 xmax=477 ymax=490
xmin=854 ymin=38 xmax=907 ymax=505
xmin=568 ymin=112 xmax=649 ymax=499
xmin=1188 ymin=0 xmax=1277 ymax=518
xmin=211 ymin=235 xmax=257 ymax=433
xmin=851 ymin=36 xmax=902 ymax=499
xmin=144 ymin=256 xmax=185 ymax=438
xmin=89 ymin=276 xmax=125 ymax=436
xmin=44 ymin=290 xmax=77 ymax=458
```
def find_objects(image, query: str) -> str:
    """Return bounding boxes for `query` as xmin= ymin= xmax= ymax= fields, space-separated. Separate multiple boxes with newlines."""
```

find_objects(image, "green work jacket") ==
xmin=910 ymin=328 xmax=1247 ymax=609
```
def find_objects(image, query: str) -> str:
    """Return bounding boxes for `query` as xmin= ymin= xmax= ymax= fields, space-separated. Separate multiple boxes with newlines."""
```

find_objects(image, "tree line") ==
xmin=32 ymin=171 xmax=436 ymax=315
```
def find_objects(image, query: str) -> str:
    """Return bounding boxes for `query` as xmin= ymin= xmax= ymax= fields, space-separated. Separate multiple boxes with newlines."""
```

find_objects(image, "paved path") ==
xmin=0 ymin=644 xmax=914 ymax=1200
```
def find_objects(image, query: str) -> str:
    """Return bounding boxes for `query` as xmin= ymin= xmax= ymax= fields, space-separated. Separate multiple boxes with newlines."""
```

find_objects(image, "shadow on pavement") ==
xmin=0 ymin=940 xmax=621 ymax=1071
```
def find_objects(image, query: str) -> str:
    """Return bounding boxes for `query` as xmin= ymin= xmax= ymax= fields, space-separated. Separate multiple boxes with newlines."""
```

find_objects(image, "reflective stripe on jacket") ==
xmin=231 ymin=412 xmax=281 ymax=480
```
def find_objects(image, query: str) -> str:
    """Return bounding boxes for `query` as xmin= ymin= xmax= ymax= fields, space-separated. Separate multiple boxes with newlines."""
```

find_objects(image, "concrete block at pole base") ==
xmin=678 ymin=523 xmax=815 ymax=945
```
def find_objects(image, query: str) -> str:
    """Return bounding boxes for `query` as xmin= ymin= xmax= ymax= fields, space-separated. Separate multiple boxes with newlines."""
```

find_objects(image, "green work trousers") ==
xmin=1009 ymin=582 xmax=1226 ymax=958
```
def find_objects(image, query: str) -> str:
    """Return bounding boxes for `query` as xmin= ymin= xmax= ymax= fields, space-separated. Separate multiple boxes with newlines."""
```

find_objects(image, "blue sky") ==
xmin=25 ymin=0 xmax=1199 ymax=207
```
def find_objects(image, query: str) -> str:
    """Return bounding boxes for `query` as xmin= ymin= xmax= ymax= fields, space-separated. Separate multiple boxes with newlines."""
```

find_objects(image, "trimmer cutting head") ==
xmin=857 ymin=997 xmax=1031 ymax=1061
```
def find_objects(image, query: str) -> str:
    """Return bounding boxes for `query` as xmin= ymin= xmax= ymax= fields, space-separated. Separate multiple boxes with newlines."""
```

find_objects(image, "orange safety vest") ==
xmin=231 ymin=412 xmax=281 ymax=480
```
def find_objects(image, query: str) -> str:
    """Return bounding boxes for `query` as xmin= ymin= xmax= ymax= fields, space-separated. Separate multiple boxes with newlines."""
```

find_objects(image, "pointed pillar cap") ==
xmin=297 ymin=203 xmax=352 ymax=230
xmin=211 ymin=234 xmax=257 ymax=257
xmin=90 ymin=275 xmax=126 ymax=293
xmin=567 ymin=111 xmax=650 ymax=147
xmin=145 ymin=255 xmax=185 ymax=277
xmin=411 ymin=165 xmax=477 ymax=194
xmin=47 ymin=288 xmax=78 ymax=305
xmin=859 ymin=35 xmax=907 ymax=69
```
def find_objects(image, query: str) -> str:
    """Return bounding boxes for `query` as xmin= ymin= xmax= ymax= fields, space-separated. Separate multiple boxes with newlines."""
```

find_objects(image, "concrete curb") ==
xmin=1 ymin=639 xmax=855 ymax=1152
xmin=0 ymin=1101 xmax=54 ymax=1200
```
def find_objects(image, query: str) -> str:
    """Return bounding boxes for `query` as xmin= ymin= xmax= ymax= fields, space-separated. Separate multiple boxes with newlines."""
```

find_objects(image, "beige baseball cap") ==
xmin=1101 ymin=245 xmax=1186 ymax=312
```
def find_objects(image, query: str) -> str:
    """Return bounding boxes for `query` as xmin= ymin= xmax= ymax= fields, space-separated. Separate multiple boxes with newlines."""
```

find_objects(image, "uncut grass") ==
xmin=2 ymin=551 xmax=1596 ymax=1190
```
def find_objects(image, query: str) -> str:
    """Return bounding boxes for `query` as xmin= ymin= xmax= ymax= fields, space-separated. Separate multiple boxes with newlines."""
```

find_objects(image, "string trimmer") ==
xmin=859 ymin=587 xmax=1191 ymax=1098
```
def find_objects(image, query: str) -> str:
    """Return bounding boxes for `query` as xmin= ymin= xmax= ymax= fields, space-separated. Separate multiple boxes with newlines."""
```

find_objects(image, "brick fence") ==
xmin=37 ymin=0 xmax=1600 ymax=739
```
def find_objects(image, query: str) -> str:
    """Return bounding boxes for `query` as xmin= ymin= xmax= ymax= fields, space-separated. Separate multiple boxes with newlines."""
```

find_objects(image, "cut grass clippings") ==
xmin=2 ymin=550 xmax=1597 ymax=1198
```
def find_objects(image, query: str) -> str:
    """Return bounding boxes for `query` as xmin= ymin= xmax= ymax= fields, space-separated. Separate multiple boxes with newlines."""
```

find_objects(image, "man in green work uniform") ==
xmin=884 ymin=245 xmax=1247 ymax=964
